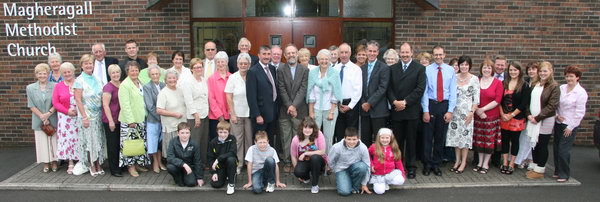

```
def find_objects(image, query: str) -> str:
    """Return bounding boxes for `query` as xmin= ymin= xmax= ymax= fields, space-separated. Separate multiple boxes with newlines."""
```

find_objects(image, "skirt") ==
xmin=161 ymin=131 xmax=178 ymax=157
xmin=34 ymin=130 xmax=58 ymax=163
xmin=119 ymin=122 xmax=150 ymax=167
xmin=473 ymin=116 xmax=501 ymax=154
xmin=77 ymin=118 xmax=105 ymax=166
xmin=56 ymin=112 xmax=79 ymax=160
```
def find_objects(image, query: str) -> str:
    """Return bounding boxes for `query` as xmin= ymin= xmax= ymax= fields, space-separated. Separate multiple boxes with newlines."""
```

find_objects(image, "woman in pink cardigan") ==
xmin=368 ymin=128 xmax=405 ymax=194
xmin=51 ymin=62 xmax=79 ymax=174
xmin=207 ymin=51 xmax=231 ymax=141
xmin=290 ymin=117 xmax=328 ymax=194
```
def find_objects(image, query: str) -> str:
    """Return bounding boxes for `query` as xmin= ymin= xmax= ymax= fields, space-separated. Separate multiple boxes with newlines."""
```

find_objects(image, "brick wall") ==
xmin=0 ymin=0 xmax=190 ymax=147
xmin=394 ymin=0 xmax=600 ymax=145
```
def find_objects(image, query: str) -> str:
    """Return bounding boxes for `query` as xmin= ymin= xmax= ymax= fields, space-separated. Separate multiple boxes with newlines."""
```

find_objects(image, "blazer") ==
xmin=228 ymin=54 xmax=259 ymax=73
xmin=387 ymin=61 xmax=426 ymax=121
xmin=143 ymin=81 xmax=166 ymax=123
xmin=27 ymin=81 xmax=57 ymax=130
xmin=276 ymin=63 xmax=309 ymax=119
xmin=246 ymin=62 xmax=278 ymax=122
xmin=118 ymin=77 xmax=146 ymax=124
xmin=501 ymin=81 xmax=531 ymax=120
xmin=360 ymin=60 xmax=390 ymax=118
xmin=100 ymin=57 xmax=119 ymax=82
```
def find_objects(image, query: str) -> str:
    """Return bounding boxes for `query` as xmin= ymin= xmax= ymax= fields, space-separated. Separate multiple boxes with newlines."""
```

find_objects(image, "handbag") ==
xmin=41 ymin=123 xmax=56 ymax=136
xmin=122 ymin=127 xmax=146 ymax=157
xmin=500 ymin=118 xmax=526 ymax=132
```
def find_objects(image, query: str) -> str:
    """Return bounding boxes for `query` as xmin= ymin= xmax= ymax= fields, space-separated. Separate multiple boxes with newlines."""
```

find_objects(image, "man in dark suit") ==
xmin=270 ymin=45 xmax=283 ymax=70
xmin=118 ymin=39 xmax=147 ymax=80
xmin=228 ymin=37 xmax=259 ymax=73
xmin=92 ymin=43 xmax=119 ymax=87
xmin=246 ymin=45 xmax=278 ymax=142
xmin=387 ymin=42 xmax=425 ymax=179
xmin=359 ymin=40 xmax=390 ymax=147
xmin=276 ymin=44 xmax=308 ymax=168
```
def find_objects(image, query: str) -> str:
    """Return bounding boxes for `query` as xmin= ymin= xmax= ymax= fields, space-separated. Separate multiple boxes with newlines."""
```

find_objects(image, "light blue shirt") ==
xmin=421 ymin=63 xmax=457 ymax=113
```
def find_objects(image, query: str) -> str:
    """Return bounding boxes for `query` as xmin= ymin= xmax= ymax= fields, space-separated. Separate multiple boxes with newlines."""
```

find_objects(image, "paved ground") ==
xmin=0 ymin=147 xmax=580 ymax=192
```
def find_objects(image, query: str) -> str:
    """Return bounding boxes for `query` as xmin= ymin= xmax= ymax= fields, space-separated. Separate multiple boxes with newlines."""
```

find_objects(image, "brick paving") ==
xmin=0 ymin=162 xmax=579 ymax=192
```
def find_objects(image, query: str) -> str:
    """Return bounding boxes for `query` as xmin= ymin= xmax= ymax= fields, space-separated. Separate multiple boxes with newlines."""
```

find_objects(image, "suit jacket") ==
xmin=143 ymin=81 xmax=166 ymax=123
xmin=276 ymin=63 xmax=309 ymax=119
xmin=119 ymin=57 xmax=148 ymax=81
xmin=387 ymin=61 xmax=426 ymax=121
xmin=228 ymin=54 xmax=259 ymax=73
xmin=246 ymin=62 xmax=278 ymax=122
xmin=100 ymin=57 xmax=119 ymax=82
xmin=360 ymin=60 xmax=390 ymax=118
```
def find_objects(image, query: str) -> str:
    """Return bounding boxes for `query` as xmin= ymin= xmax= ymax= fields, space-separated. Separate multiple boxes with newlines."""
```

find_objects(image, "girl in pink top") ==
xmin=368 ymin=128 xmax=405 ymax=194
xmin=290 ymin=117 xmax=328 ymax=193
xmin=207 ymin=51 xmax=231 ymax=140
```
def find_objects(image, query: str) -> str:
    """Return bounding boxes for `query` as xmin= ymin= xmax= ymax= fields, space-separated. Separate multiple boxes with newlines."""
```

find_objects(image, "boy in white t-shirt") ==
xmin=242 ymin=131 xmax=286 ymax=193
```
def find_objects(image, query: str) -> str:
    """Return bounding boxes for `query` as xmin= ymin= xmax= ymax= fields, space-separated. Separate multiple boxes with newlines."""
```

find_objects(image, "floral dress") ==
xmin=446 ymin=75 xmax=480 ymax=149
xmin=73 ymin=73 xmax=105 ymax=166
xmin=56 ymin=86 xmax=79 ymax=160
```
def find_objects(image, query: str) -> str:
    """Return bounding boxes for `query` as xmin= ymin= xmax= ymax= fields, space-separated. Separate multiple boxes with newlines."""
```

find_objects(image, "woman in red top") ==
xmin=368 ymin=128 xmax=405 ymax=194
xmin=473 ymin=59 xmax=504 ymax=174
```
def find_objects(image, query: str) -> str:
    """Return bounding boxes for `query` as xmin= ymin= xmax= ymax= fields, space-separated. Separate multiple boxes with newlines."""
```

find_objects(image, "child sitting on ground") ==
xmin=242 ymin=131 xmax=286 ymax=193
xmin=207 ymin=121 xmax=238 ymax=194
xmin=368 ymin=128 xmax=405 ymax=194
xmin=166 ymin=122 xmax=204 ymax=187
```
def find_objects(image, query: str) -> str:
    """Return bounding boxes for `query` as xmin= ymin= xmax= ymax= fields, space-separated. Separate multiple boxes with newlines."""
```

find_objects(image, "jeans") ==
xmin=335 ymin=161 xmax=369 ymax=196
xmin=251 ymin=157 xmax=276 ymax=194
xmin=553 ymin=124 xmax=577 ymax=179
xmin=532 ymin=134 xmax=551 ymax=167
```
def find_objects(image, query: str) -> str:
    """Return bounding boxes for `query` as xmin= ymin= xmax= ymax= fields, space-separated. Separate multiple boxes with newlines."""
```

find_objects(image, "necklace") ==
xmin=458 ymin=74 xmax=470 ymax=83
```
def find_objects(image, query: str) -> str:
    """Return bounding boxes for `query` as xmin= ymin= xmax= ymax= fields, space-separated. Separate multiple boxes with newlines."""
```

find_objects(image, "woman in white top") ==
xmin=157 ymin=69 xmax=188 ymax=157
xmin=181 ymin=58 xmax=210 ymax=166
xmin=225 ymin=53 xmax=252 ymax=173
xmin=168 ymin=51 xmax=192 ymax=82
xmin=299 ymin=48 xmax=318 ymax=71
xmin=307 ymin=49 xmax=342 ymax=153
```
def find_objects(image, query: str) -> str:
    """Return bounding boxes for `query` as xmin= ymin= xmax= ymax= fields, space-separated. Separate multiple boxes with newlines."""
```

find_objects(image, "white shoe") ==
xmin=311 ymin=185 xmax=319 ymax=194
xmin=266 ymin=183 xmax=275 ymax=192
xmin=226 ymin=184 xmax=235 ymax=195
xmin=302 ymin=179 xmax=310 ymax=184
xmin=385 ymin=184 xmax=390 ymax=190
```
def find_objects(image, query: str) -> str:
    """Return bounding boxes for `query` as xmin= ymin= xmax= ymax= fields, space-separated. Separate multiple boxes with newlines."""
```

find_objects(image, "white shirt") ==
xmin=179 ymin=75 xmax=208 ymax=119
xmin=94 ymin=59 xmax=108 ymax=86
xmin=224 ymin=72 xmax=249 ymax=117
xmin=169 ymin=66 xmax=193 ymax=84
xmin=333 ymin=61 xmax=362 ymax=109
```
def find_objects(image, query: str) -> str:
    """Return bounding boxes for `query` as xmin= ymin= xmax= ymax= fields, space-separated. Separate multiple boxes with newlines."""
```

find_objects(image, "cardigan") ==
xmin=52 ymin=81 xmax=73 ymax=114
xmin=118 ymin=77 xmax=146 ymax=124
xmin=290 ymin=131 xmax=329 ymax=163
xmin=501 ymin=81 xmax=531 ymax=120
xmin=368 ymin=144 xmax=405 ymax=176
xmin=27 ymin=81 xmax=57 ymax=130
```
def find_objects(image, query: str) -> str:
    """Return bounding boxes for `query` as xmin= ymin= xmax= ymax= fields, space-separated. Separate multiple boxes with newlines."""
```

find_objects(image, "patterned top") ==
xmin=73 ymin=73 xmax=102 ymax=121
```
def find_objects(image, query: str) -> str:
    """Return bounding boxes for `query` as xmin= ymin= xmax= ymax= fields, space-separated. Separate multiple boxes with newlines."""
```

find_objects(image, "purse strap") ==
xmin=129 ymin=126 xmax=142 ymax=139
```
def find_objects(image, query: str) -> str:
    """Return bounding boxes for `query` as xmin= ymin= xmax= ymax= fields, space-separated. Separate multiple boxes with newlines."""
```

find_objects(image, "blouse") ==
xmin=157 ymin=87 xmax=187 ymax=133
xmin=102 ymin=82 xmax=120 ymax=124
xmin=179 ymin=76 xmax=209 ymax=119
xmin=27 ymin=81 xmax=57 ymax=130
xmin=73 ymin=73 xmax=102 ymax=120
xmin=207 ymin=72 xmax=231 ymax=120
xmin=307 ymin=67 xmax=342 ymax=110
xmin=556 ymin=83 xmax=588 ymax=130
xmin=479 ymin=78 xmax=504 ymax=118
xmin=224 ymin=72 xmax=249 ymax=117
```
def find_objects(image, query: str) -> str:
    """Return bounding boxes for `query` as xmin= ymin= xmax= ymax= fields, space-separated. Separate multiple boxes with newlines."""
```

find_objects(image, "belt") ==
xmin=428 ymin=99 xmax=448 ymax=104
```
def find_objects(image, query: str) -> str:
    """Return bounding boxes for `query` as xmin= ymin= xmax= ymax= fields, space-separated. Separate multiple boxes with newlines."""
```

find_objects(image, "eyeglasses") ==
xmin=205 ymin=49 xmax=216 ymax=51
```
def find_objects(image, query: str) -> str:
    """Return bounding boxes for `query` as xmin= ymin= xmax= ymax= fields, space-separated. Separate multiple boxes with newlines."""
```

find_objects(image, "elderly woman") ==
xmin=415 ymin=52 xmax=432 ymax=67
xmin=472 ymin=58 xmax=504 ymax=174
xmin=74 ymin=54 xmax=105 ymax=176
xmin=180 ymin=58 xmax=209 ymax=169
xmin=307 ymin=49 xmax=342 ymax=152
xmin=52 ymin=62 xmax=78 ymax=174
xmin=48 ymin=53 xmax=63 ymax=83
xmin=224 ymin=53 xmax=252 ymax=173
xmin=383 ymin=49 xmax=399 ymax=66
xmin=515 ymin=61 xmax=540 ymax=167
xmin=525 ymin=61 xmax=560 ymax=179
xmin=102 ymin=64 xmax=123 ymax=177
xmin=553 ymin=66 xmax=588 ymax=182
xmin=139 ymin=52 xmax=166 ymax=84
xmin=208 ymin=51 xmax=231 ymax=141
xmin=354 ymin=45 xmax=367 ymax=67
xmin=299 ymin=48 xmax=318 ymax=70
xmin=118 ymin=61 xmax=150 ymax=177
xmin=168 ymin=51 xmax=192 ymax=82
xmin=143 ymin=64 xmax=168 ymax=173
xmin=157 ymin=69 xmax=187 ymax=159
xmin=27 ymin=63 xmax=58 ymax=172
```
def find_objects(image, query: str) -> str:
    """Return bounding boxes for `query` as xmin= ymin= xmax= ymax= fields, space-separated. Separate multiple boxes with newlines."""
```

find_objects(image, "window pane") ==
xmin=192 ymin=0 xmax=242 ymax=18
xmin=295 ymin=0 xmax=339 ymax=17
xmin=192 ymin=22 xmax=243 ymax=58
xmin=343 ymin=22 xmax=393 ymax=60
xmin=246 ymin=0 xmax=291 ymax=17
xmin=343 ymin=0 xmax=392 ymax=18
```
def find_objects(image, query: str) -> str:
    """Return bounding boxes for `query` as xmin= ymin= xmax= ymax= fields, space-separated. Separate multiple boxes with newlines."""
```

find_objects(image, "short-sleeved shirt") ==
xmin=102 ymin=82 xmax=120 ymax=123
xmin=157 ymin=87 xmax=187 ymax=133
xmin=224 ymin=72 xmax=249 ymax=117
xmin=244 ymin=145 xmax=279 ymax=174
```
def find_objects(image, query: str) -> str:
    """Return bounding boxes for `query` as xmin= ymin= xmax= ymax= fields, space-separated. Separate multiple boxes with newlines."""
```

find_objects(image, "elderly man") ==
xmin=333 ymin=43 xmax=362 ymax=143
xmin=118 ymin=39 xmax=147 ymax=80
xmin=203 ymin=41 xmax=218 ymax=78
xmin=92 ymin=43 xmax=119 ymax=86
xmin=228 ymin=37 xmax=259 ymax=73
xmin=329 ymin=45 xmax=340 ymax=67
xmin=270 ymin=45 xmax=283 ymax=70
xmin=359 ymin=40 xmax=390 ymax=147
xmin=246 ymin=46 xmax=278 ymax=142
xmin=387 ymin=42 xmax=425 ymax=179
xmin=276 ymin=44 xmax=309 ymax=169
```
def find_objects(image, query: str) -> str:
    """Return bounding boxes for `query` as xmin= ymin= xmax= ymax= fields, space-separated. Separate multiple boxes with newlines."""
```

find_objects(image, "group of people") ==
xmin=26 ymin=37 xmax=587 ymax=196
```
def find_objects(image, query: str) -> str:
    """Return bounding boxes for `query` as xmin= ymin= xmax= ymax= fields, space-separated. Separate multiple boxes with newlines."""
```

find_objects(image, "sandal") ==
xmin=500 ymin=165 xmax=507 ymax=174
xmin=43 ymin=167 xmax=50 ymax=173
xmin=472 ymin=166 xmax=482 ymax=172
xmin=67 ymin=165 xmax=74 ymax=175
xmin=556 ymin=178 xmax=568 ymax=183
xmin=479 ymin=167 xmax=489 ymax=174
xmin=505 ymin=166 xmax=514 ymax=175
xmin=455 ymin=169 xmax=464 ymax=174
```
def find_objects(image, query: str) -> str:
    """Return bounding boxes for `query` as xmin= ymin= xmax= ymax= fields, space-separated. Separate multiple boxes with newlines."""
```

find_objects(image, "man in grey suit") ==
xmin=359 ymin=40 xmax=390 ymax=147
xmin=276 ymin=44 xmax=309 ymax=169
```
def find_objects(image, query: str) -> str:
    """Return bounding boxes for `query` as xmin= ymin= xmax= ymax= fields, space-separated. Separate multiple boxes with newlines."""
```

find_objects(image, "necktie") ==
xmin=206 ymin=60 xmax=213 ymax=77
xmin=339 ymin=65 xmax=345 ymax=84
xmin=265 ymin=66 xmax=277 ymax=101
xmin=403 ymin=64 xmax=408 ymax=72
xmin=437 ymin=66 xmax=444 ymax=102
xmin=367 ymin=62 xmax=374 ymax=85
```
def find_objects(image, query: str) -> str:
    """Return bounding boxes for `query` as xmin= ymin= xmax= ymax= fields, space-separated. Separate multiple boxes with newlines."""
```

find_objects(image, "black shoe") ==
xmin=422 ymin=168 xmax=431 ymax=176
xmin=433 ymin=168 xmax=442 ymax=176
xmin=111 ymin=172 xmax=123 ymax=177
xmin=407 ymin=170 xmax=416 ymax=179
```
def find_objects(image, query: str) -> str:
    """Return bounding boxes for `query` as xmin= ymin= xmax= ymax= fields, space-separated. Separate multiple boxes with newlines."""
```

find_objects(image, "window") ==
xmin=343 ymin=22 xmax=393 ymax=58
xmin=246 ymin=0 xmax=291 ymax=17
xmin=192 ymin=22 xmax=243 ymax=58
xmin=343 ymin=0 xmax=392 ymax=18
xmin=192 ymin=0 xmax=242 ymax=18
